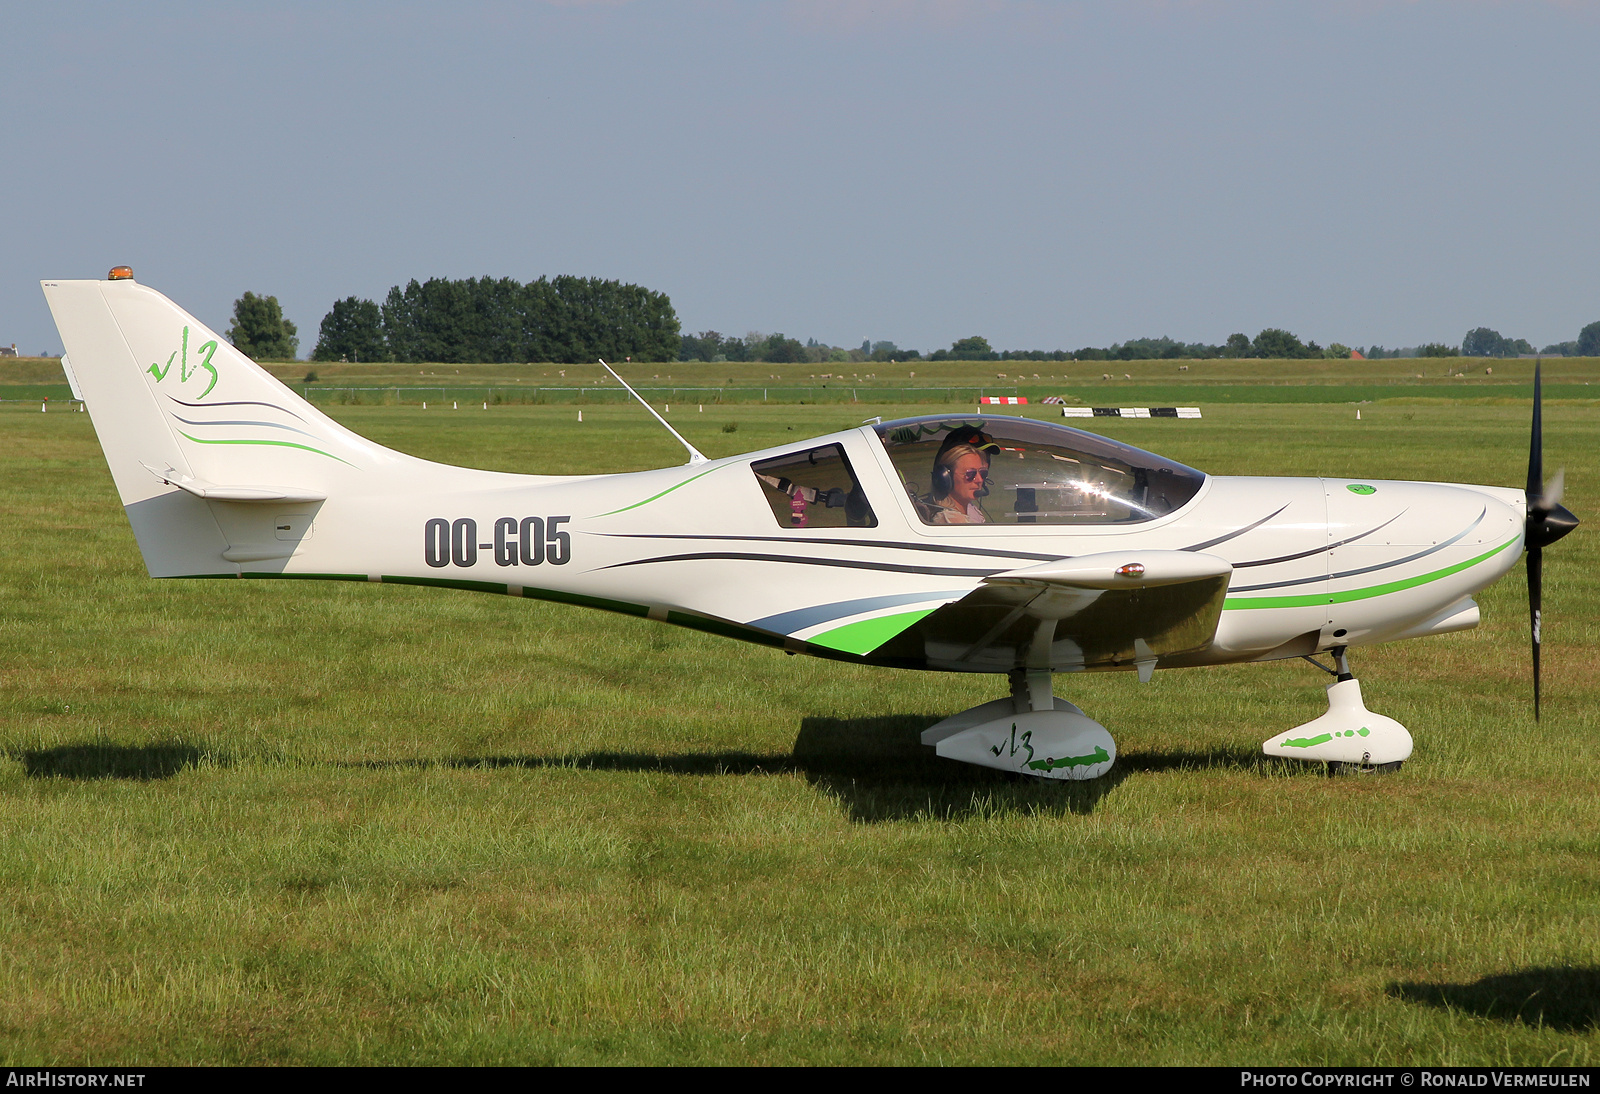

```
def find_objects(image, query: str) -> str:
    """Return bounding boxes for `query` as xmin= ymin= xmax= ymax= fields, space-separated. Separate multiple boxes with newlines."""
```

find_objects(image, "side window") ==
xmin=751 ymin=444 xmax=877 ymax=529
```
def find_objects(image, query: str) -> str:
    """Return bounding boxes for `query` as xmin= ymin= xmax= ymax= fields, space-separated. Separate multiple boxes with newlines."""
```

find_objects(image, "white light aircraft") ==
xmin=41 ymin=271 xmax=1578 ymax=780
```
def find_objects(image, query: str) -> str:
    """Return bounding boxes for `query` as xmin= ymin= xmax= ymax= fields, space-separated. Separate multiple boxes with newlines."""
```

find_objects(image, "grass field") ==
xmin=7 ymin=354 xmax=1600 ymax=408
xmin=0 ymin=392 xmax=1596 ymax=1065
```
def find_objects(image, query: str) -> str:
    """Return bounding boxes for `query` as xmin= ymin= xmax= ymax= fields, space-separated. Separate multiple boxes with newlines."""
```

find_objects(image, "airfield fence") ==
xmin=295 ymin=385 xmax=1028 ymax=406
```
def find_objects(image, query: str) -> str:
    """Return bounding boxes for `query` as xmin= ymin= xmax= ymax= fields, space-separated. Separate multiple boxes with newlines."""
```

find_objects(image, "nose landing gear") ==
xmin=1262 ymin=647 xmax=1412 ymax=774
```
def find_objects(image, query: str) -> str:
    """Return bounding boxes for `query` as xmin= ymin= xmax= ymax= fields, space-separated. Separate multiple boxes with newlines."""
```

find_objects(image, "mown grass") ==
xmin=266 ymin=355 xmax=1600 ymax=409
xmin=0 ymin=397 xmax=1596 ymax=1065
xmin=7 ymin=355 xmax=1600 ymax=408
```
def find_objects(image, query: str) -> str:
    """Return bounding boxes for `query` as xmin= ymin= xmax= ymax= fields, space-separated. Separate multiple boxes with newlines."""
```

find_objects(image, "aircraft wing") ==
xmin=868 ymin=550 xmax=1233 ymax=673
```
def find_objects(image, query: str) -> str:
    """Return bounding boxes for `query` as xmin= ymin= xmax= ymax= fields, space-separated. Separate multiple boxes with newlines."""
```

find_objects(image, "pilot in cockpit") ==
xmin=924 ymin=429 xmax=999 ymax=525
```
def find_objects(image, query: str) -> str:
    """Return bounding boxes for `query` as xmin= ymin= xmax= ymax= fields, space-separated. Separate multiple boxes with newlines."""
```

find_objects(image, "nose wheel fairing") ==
xmin=1262 ymin=677 xmax=1412 ymax=770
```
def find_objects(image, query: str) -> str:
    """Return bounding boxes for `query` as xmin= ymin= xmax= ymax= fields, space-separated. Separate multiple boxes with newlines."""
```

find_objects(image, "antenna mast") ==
xmin=596 ymin=359 xmax=707 ymax=465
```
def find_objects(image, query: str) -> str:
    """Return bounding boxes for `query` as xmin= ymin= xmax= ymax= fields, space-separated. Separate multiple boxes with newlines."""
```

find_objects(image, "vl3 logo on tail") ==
xmin=147 ymin=326 xmax=219 ymax=399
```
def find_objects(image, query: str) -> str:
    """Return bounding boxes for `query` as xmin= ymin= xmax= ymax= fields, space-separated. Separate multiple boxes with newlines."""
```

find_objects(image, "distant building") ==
xmin=0 ymin=343 xmax=17 ymax=357
xmin=1349 ymin=350 xmax=1366 ymax=360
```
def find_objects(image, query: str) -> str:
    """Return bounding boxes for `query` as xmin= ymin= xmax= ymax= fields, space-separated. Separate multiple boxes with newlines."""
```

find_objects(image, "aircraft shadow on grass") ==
xmin=15 ymin=741 xmax=211 ymax=781
xmin=435 ymin=714 xmax=1275 ymax=824
xmin=1388 ymin=966 xmax=1600 ymax=1032
xmin=793 ymin=713 xmax=1125 ymax=822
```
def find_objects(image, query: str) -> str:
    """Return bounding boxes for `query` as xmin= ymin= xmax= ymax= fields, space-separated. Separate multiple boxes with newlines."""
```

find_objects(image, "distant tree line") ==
xmin=679 ymin=330 xmax=811 ymax=363
xmin=310 ymin=276 xmax=680 ymax=363
xmin=687 ymin=320 xmax=1600 ymax=363
xmin=237 ymin=285 xmax=1600 ymax=365
xmin=1461 ymin=327 xmax=1535 ymax=358
xmin=674 ymin=330 xmax=1355 ymax=364
xmin=1368 ymin=320 xmax=1600 ymax=360
xmin=1394 ymin=320 xmax=1600 ymax=360
xmin=921 ymin=330 xmax=1345 ymax=361
xmin=677 ymin=333 xmax=915 ymax=364
xmin=814 ymin=320 xmax=1600 ymax=362
xmin=1363 ymin=344 xmax=1457 ymax=359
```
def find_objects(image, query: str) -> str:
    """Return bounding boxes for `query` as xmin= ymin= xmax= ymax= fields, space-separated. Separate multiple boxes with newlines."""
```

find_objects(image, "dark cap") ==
xmin=936 ymin=427 xmax=998 ymax=458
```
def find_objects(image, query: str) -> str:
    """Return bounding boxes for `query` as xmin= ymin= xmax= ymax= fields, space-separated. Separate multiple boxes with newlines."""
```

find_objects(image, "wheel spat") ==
xmin=1525 ymin=362 xmax=1579 ymax=719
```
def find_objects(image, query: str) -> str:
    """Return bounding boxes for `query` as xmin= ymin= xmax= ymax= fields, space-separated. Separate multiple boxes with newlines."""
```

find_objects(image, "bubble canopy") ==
xmin=872 ymin=415 xmax=1207 ymax=527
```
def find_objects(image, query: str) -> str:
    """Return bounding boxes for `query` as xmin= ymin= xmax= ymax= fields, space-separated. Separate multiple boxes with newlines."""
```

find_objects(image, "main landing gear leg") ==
xmin=1262 ymin=646 xmax=1413 ymax=774
xmin=919 ymin=668 xmax=1118 ymax=781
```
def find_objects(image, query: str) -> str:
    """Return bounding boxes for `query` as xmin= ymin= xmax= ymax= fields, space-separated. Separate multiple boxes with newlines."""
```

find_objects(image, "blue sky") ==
xmin=4 ymin=1 xmax=1597 ymax=356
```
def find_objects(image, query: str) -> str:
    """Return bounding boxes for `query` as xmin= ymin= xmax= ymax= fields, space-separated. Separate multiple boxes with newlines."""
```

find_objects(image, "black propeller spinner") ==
xmin=1525 ymin=362 xmax=1579 ymax=720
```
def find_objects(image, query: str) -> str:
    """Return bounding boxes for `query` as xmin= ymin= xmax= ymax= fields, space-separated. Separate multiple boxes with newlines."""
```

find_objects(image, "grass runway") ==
xmin=0 ymin=397 xmax=1596 ymax=1064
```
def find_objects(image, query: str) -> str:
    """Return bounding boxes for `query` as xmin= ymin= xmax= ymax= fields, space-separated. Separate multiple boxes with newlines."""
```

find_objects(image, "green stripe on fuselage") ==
xmin=593 ymin=465 xmax=722 ymax=517
xmin=1222 ymin=534 xmax=1518 ymax=610
xmin=808 ymin=609 xmax=935 ymax=656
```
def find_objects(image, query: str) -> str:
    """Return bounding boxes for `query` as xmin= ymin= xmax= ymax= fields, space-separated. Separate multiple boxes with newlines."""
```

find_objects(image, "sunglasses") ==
xmin=960 ymin=468 xmax=991 ymax=483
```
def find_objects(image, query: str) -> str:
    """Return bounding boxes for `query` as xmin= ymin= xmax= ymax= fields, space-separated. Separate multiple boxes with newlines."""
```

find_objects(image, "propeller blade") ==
xmin=1521 ymin=360 xmax=1579 ymax=720
xmin=1528 ymin=544 xmax=1542 ymax=722
xmin=1527 ymin=361 xmax=1542 ymax=503
xmin=1527 ymin=360 xmax=1543 ymax=721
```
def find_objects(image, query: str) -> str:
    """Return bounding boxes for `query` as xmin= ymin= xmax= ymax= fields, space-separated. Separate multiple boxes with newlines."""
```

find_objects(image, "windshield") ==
xmin=873 ymin=416 xmax=1205 ymax=526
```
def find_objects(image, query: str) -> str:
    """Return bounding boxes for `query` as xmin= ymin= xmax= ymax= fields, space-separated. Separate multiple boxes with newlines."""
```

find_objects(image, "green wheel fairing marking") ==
xmin=176 ymin=431 xmax=356 ymax=466
xmin=808 ymin=608 xmax=936 ymax=655
xmin=1280 ymin=727 xmax=1371 ymax=749
xmin=1223 ymin=533 xmax=1519 ymax=610
xmin=1347 ymin=484 xmax=1376 ymax=495
xmin=1028 ymin=746 xmax=1111 ymax=772
xmin=1281 ymin=732 xmax=1332 ymax=748
xmin=594 ymin=465 xmax=722 ymax=517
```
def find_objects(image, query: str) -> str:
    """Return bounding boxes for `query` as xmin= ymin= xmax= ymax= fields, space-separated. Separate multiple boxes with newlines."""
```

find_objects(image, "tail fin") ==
xmin=41 ymin=275 xmax=448 ymax=576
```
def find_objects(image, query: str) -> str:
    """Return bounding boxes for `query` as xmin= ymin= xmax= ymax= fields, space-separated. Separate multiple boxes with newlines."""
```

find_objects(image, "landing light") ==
xmin=108 ymin=266 xmax=133 ymax=281
xmin=1116 ymin=563 xmax=1145 ymax=577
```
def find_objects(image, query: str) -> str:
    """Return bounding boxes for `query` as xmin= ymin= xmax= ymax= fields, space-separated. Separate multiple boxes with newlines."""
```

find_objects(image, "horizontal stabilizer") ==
xmin=141 ymin=462 xmax=326 ymax=504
